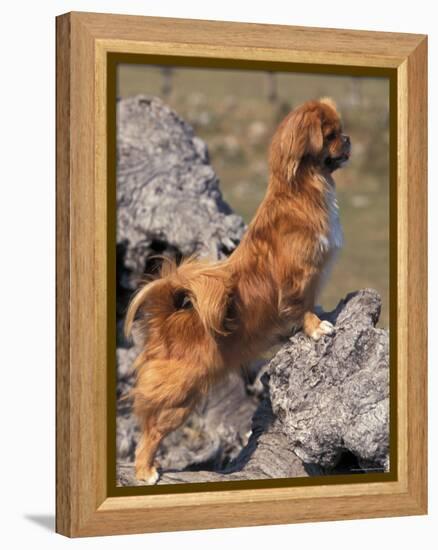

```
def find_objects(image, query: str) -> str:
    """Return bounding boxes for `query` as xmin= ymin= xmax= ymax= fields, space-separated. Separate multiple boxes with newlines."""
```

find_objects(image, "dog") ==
xmin=124 ymin=98 xmax=351 ymax=484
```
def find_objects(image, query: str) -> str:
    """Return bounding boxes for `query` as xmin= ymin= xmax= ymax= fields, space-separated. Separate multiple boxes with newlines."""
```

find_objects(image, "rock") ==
xmin=116 ymin=289 xmax=389 ymax=486
xmin=116 ymin=95 xmax=246 ymax=296
xmin=268 ymin=289 xmax=389 ymax=472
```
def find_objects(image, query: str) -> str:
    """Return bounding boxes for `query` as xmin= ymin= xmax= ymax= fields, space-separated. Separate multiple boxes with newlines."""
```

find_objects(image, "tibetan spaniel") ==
xmin=125 ymin=97 xmax=351 ymax=484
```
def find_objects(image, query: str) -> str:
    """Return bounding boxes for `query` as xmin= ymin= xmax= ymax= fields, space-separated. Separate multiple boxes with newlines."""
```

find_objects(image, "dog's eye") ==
xmin=173 ymin=290 xmax=192 ymax=310
xmin=326 ymin=131 xmax=336 ymax=141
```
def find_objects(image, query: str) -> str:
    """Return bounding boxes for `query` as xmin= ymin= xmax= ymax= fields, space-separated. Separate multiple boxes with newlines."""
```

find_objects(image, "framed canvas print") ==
xmin=56 ymin=11 xmax=427 ymax=537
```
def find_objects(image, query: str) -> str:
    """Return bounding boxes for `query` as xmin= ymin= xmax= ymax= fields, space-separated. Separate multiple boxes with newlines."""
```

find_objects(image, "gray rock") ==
xmin=116 ymin=95 xmax=246 ymax=293
xmin=268 ymin=289 xmax=389 ymax=472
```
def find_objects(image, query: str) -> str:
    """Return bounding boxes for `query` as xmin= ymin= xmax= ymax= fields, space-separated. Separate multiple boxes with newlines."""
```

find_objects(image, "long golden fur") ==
xmin=125 ymin=98 xmax=351 ymax=483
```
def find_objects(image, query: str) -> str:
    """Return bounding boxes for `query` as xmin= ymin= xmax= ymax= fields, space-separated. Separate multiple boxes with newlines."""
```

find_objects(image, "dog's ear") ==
xmin=319 ymin=96 xmax=338 ymax=112
xmin=270 ymin=105 xmax=323 ymax=183
xmin=284 ymin=108 xmax=323 ymax=181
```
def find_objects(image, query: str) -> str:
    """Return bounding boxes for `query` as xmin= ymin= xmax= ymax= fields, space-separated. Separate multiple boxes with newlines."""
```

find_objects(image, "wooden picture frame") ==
xmin=56 ymin=11 xmax=427 ymax=537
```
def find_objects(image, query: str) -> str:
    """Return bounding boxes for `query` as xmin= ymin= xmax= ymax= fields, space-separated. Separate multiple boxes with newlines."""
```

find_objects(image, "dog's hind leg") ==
xmin=135 ymin=404 xmax=195 ymax=484
xmin=135 ymin=424 xmax=162 ymax=484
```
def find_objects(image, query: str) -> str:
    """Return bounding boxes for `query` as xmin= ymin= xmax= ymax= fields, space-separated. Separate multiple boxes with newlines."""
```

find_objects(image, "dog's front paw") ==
xmin=136 ymin=466 xmax=160 ymax=485
xmin=310 ymin=320 xmax=335 ymax=341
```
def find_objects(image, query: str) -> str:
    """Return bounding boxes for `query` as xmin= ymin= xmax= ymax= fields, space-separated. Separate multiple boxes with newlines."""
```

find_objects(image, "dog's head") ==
xmin=269 ymin=98 xmax=351 ymax=183
xmin=125 ymin=259 xmax=233 ymax=372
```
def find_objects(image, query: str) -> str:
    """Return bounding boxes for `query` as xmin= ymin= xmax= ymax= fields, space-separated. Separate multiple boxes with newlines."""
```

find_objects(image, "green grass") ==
xmin=118 ymin=65 xmax=390 ymax=327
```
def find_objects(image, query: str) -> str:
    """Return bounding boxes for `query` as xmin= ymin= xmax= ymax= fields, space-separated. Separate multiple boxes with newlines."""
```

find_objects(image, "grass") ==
xmin=118 ymin=65 xmax=390 ymax=327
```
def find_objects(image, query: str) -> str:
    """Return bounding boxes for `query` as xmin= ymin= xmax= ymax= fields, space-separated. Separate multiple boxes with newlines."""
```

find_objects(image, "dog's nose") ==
xmin=342 ymin=135 xmax=351 ymax=145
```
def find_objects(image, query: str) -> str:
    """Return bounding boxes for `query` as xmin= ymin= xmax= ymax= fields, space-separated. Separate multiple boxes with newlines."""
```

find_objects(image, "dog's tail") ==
xmin=124 ymin=277 xmax=163 ymax=340
xmin=124 ymin=257 xmax=235 ymax=342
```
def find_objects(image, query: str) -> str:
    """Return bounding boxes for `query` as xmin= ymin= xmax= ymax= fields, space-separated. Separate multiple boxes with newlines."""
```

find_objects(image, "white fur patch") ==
xmin=318 ymin=234 xmax=330 ymax=252
xmin=326 ymin=186 xmax=344 ymax=250
xmin=316 ymin=180 xmax=343 ymax=297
